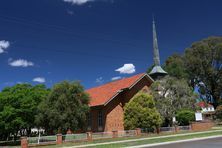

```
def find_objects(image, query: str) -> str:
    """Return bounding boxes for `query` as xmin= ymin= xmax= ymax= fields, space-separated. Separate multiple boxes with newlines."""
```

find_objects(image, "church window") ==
xmin=98 ymin=111 xmax=103 ymax=127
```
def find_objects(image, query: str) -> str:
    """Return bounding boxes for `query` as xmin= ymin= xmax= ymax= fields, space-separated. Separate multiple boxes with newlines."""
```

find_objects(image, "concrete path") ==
xmin=64 ymin=130 xmax=222 ymax=148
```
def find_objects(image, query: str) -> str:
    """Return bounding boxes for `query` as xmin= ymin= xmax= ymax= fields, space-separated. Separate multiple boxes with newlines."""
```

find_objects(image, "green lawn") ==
xmin=37 ymin=129 xmax=222 ymax=148
xmin=94 ymin=130 xmax=222 ymax=148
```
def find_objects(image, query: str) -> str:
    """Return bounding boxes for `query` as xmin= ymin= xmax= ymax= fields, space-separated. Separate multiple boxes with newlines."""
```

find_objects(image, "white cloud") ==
xmin=8 ymin=59 xmax=34 ymax=67
xmin=33 ymin=77 xmax=46 ymax=83
xmin=111 ymin=76 xmax=121 ymax=81
xmin=96 ymin=77 xmax=104 ymax=84
xmin=115 ymin=64 xmax=136 ymax=74
xmin=63 ymin=0 xmax=94 ymax=5
xmin=0 ymin=40 xmax=10 ymax=54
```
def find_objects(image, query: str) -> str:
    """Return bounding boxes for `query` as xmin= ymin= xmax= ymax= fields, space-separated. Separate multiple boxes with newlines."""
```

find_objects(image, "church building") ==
xmin=86 ymin=19 xmax=167 ymax=132
xmin=86 ymin=73 xmax=153 ymax=132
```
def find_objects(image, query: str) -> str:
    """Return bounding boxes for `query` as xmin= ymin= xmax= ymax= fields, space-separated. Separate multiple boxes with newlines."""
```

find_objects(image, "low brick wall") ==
xmin=191 ymin=121 xmax=214 ymax=131
xmin=22 ymin=129 xmax=140 ymax=147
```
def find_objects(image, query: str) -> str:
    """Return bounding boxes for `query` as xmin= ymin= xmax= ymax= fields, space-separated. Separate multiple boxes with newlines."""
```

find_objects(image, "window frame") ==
xmin=98 ymin=110 xmax=103 ymax=127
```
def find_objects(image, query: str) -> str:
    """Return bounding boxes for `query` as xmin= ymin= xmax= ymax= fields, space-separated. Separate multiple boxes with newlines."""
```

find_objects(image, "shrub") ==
xmin=124 ymin=92 xmax=162 ymax=130
xmin=215 ymin=105 xmax=222 ymax=121
xmin=176 ymin=109 xmax=195 ymax=126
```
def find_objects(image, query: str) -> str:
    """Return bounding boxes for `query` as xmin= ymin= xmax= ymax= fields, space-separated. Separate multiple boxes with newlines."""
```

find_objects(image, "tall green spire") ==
xmin=152 ymin=17 xmax=160 ymax=66
xmin=149 ymin=17 xmax=167 ymax=80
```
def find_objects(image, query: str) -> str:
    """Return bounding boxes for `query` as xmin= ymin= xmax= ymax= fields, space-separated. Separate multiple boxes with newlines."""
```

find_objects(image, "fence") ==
xmin=141 ymin=128 xmax=155 ymax=134
xmin=160 ymin=126 xmax=191 ymax=133
xmin=20 ymin=126 xmax=192 ymax=148
xmin=118 ymin=130 xmax=136 ymax=137
xmin=160 ymin=127 xmax=176 ymax=133
xmin=178 ymin=125 xmax=191 ymax=131
xmin=141 ymin=126 xmax=191 ymax=134
xmin=92 ymin=131 xmax=113 ymax=139
xmin=23 ymin=129 xmax=138 ymax=147
xmin=62 ymin=133 xmax=87 ymax=142
xmin=0 ymin=140 xmax=21 ymax=146
xmin=28 ymin=135 xmax=56 ymax=145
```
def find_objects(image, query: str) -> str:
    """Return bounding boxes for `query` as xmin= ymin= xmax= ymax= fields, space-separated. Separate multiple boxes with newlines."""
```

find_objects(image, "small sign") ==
xmin=195 ymin=112 xmax=203 ymax=121
xmin=172 ymin=117 xmax=176 ymax=122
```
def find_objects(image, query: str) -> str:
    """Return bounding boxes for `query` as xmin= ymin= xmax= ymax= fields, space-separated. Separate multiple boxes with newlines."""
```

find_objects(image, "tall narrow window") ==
xmin=87 ymin=113 xmax=92 ymax=128
xmin=98 ymin=111 xmax=103 ymax=127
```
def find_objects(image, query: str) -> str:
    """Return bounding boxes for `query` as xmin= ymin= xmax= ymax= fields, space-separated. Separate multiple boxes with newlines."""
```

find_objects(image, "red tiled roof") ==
xmin=86 ymin=73 xmax=150 ymax=107
xmin=197 ymin=101 xmax=213 ymax=108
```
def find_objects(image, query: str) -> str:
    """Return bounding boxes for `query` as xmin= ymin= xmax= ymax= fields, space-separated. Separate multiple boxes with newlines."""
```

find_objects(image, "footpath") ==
xmin=64 ymin=129 xmax=222 ymax=148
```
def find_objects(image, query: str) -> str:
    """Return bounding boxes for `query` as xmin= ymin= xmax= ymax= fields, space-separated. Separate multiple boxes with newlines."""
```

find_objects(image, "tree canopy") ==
xmin=0 ymin=84 xmax=49 ymax=140
xmin=36 ymin=81 xmax=90 ymax=134
xmin=150 ymin=76 xmax=197 ymax=126
xmin=163 ymin=54 xmax=188 ymax=79
xmin=124 ymin=92 xmax=162 ymax=130
xmin=184 ymin=37 xmax=222 ymax=106
xmin=163 ymin=37 xmax=222 ymax=107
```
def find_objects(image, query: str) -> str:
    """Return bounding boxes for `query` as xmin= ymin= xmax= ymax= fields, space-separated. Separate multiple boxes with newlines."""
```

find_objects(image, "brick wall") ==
xmin=104 ymin=96 xmax=124 ymax=131
xmin=191 ymin=121 xmax=214 ymax=131
xmin=97 ymin=77 xmax=152 ymax=132
xmin=122 ymin=77 xmax=152 ymax=105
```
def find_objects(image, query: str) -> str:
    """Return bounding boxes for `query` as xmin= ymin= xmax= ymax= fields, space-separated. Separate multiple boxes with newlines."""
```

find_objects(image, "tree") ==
xmin=157 ymin=37 xmax=222 ymax=107
xmin=184 ymin=37 xmax=222 ymax=107
xmin=124 ymin=92 xmax=162 ymax=130
xmin=163 ymin=54 xmax=188 ymax=79
xmin=147 ymin=64 xmax=155 ymax=74
xmin=36 ymin=81 xmax=89 ymax=134
xmin=176 ymin=109 xmax=195 ymax=126
xmin=150 ymin=76 xmax=197 ymax=126
xmin=0 ymin=84 xmax=49 ymax=140
xmin=215 ymin=105 xmax=222 ymax=122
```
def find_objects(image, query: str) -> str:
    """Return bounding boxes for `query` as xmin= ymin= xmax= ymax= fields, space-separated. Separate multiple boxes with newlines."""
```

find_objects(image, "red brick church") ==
xmin=86 ymin=73 xmax=154 ymax=132
xmin=86 ymin=18 xmax=167 ymax=132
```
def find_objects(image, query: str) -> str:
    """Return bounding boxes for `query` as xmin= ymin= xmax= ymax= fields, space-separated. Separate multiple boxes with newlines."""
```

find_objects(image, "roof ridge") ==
xmin=86 ymin=73 xmax=148 ymax=107
xmin=86 ymin=73 xmax=145 ymax=91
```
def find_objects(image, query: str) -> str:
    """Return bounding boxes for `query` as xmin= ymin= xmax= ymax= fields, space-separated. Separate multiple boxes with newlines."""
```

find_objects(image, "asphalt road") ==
xmin=150 ymin=137 xmax=222 ymax=148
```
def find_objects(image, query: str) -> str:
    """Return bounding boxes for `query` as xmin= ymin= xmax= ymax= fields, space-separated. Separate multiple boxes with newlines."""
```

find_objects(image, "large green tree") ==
xmin=0 ymin=84 xmax=49 ymax=140
xmin=163 ymin=54 xmax=188 ymax=79
xmin=124 ymin=92 xmax=162 ymax=130
xmin=36 ymin=81 xmax=89 ymax=134
xmin=163 ymin=37 xmax=222 ymax=107
xmin=150 ymin=76 xmax=197 ymax=126
xmin=184 ymin=37 xmax=222 ymax=106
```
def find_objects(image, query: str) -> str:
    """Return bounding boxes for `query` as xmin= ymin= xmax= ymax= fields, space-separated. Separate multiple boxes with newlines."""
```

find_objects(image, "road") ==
xmin=150 ymin=137 xmax=222 ymax=148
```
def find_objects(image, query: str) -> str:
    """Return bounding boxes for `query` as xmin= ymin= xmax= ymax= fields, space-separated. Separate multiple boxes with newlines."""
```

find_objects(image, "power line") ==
xmin=0 ymin=15 xmax=147 ymax=48
xmin=0 ymin=14 xmax=150 ymax=62
xmin=14 ymin=44 xmax=148 ymax=63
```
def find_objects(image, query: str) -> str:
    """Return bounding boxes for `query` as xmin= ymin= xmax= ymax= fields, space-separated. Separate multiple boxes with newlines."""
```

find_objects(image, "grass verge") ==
xmin=37 ymin=129 xmax=222 ymax=148
xmin=93 ymin=130 xmax=222 ymax=148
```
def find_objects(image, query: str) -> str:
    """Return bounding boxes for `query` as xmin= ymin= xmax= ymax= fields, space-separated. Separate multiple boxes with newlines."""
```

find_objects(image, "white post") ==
xmin=37 ymin=130 xmax=41 ymax=144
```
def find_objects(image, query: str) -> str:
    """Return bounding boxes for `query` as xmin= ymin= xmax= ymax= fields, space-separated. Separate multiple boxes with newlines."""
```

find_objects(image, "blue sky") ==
xmin=0 ymin=0 xmax=222 ymax=90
